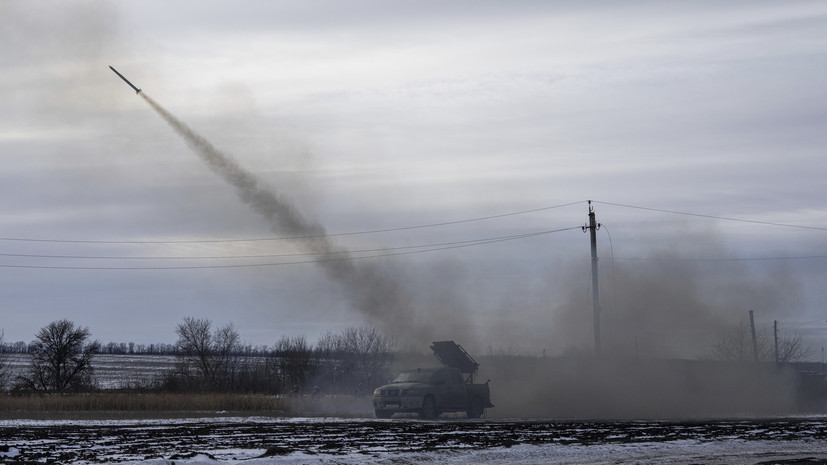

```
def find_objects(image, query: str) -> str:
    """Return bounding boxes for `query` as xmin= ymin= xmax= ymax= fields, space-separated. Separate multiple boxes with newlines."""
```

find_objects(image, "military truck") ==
xmin=372 ymin=341 xmax=494 ymax=419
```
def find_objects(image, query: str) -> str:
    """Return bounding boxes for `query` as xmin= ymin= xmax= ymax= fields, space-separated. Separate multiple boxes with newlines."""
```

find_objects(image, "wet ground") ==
xmin=2 ymin=417 xmax=827 ymax=464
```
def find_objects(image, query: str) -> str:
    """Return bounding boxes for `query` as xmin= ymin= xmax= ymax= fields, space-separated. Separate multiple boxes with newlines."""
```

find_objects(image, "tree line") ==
xmin=1 ymin=339 xmax=274 ymax=357
xmin=0 ymin=319 xmax=394 ymax=395
xmin=0 ymin=317 xmax=813 ymax=395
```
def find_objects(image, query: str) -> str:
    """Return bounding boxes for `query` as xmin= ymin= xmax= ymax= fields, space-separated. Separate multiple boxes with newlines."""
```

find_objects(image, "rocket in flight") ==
xmin=109 ymin=66 xmax=141 ymax=94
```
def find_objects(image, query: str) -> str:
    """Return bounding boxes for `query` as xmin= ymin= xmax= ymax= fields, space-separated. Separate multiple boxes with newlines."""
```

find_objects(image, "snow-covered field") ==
xmin=2 ymin=416 xmax=827 ymax=464
xmin=3 ymin=353 xmax=827 ymax=463
xmin=4 ymin=353 xmax=179 ymax=389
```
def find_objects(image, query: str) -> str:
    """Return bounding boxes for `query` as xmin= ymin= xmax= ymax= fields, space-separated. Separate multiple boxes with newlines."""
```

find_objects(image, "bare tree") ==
xmin=18 ymin=319 xmax=101 ymax=392
xmin=176 ymin=317 xmax=213 ymax=380
xmin=315 ymin=330 xmax=338 ymax=357
xmin=175 ymin=317 xmax=241 ymax=390
xmin=713 ymin=321 xmax=811 ymax=363
xmin=274 ymin=335 xmax=314 ymax=393
xmin=213 ymin=322 xmax=242 ymax=381
xmin=344 ymin=326 xmax=395 ymax=389
xmin=776 ymin=332 xmax=813 ymax=363
xmin=315 ymin=326 xmax=394 ymax=394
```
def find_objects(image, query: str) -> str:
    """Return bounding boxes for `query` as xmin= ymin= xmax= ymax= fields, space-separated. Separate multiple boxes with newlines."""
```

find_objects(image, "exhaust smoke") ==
xmin=136 ymin=92 xmax=816 ymax=419
xmin=140 ymin=93 xmax=431 ymax=343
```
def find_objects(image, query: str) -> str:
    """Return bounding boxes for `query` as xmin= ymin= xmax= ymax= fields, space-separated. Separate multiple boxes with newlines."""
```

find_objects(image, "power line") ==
xmin=0 ymin=228 xmax=576 ymax=261
xmin=611 ymin=254 xmax=827 ymax=262
xmin=593 ymin=200 xmax=827 ymax=232
xmin=0 ymin=226 xmax=581 ymax=270
xmin=600 ymin=224 xmax=617 ymax=316
xmin=591 ymin=201 xmax=827 ymax=262
xmin=0 ymin=200 xmax=586 ymax=245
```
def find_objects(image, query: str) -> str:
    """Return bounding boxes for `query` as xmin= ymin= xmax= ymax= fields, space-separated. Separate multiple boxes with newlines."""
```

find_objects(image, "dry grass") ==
xmin=281 ymin=394 xmax=372 ymax=418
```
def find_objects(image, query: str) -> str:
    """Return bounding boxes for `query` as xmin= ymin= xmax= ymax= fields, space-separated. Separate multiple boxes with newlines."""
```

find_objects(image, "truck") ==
xmin=372 ymin=340 xmax=494 ymax=419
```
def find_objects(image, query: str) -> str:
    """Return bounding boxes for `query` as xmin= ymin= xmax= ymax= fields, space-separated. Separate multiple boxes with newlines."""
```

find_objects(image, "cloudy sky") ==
xmin=2 ymin=1 xmax=826 ymax=358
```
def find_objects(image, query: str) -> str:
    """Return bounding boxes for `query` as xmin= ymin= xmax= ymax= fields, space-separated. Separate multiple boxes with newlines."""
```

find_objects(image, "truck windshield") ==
xmin=392 ymin=369 xmax=438 ymax=383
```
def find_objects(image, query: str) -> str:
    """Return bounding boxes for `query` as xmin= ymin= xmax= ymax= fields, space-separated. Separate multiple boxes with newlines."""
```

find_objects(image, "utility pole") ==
xmin=749 ymin=310 xmax=759 ymax=362
xmin=774 ymin=320 xmax=779 ymax=365
xmin=583 ymin=201 xmax=602 ymax=356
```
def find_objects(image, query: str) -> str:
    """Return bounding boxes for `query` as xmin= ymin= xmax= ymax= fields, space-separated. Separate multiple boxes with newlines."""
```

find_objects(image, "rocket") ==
xmin=109 ymin=66 xmax=141 ymax=94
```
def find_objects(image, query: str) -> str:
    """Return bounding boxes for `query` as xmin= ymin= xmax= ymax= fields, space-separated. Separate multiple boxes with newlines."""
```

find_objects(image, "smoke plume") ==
xmin=140 ymin=93 xmax=430 ymax=343
xmin=548 ymin=239 xmax=803 ymax=359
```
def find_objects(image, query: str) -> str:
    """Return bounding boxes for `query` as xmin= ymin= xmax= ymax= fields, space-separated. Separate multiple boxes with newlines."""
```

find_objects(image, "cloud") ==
xmin=1 ymin=1 xmax=826 ymax=356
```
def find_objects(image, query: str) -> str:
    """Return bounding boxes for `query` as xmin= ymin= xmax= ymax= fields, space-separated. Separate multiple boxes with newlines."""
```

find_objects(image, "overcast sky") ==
xmin=2 ymin=1 xmax=827 ymax=358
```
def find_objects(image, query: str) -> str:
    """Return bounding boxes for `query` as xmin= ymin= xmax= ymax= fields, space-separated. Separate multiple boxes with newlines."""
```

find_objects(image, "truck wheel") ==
xmin=375 ymin=409 xmax=393 ymax=419
xmin=466 ymin=396 xmax=484 ymax=419
xmin=419 ymin=395 xmax=437 ymax=419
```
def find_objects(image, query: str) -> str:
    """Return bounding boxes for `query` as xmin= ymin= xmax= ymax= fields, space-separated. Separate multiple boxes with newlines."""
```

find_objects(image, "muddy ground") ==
xmin=2 ymin=417 xmax=827 ymax=464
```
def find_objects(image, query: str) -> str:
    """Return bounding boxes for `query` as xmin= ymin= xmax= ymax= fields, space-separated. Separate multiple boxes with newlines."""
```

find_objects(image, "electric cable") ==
xmin=0 ymin=200 xmax=587 ymax=245
xmin=610 ymin=254 xmax=827 ymax=262
xmin=0 ymin=226 xmax=581 ymax=270
xmin=0 ymin=228 xmax=577 ymax=261
xmin=600 ymin=223 xmax=617 ymax=315
xmin=593 ymin=201 xmax=827 ymax=232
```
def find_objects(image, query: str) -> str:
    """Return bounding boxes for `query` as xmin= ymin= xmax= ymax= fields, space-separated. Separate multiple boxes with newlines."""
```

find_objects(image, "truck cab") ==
xmin=372 ymin=341 xmax=493 ymax=419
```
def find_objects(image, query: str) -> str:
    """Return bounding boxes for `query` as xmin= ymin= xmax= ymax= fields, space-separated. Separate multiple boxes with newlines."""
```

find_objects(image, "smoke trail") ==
xmin=140 ymin=93 xmax=428 ymax=342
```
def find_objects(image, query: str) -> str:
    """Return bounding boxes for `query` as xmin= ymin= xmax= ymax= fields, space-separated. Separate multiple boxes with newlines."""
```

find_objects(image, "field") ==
xmin=3 ymin=353 xmax=180 ymax=390
xmin=2 ymin=417 xmax=827 ymax=464
xmin=3 ymin=353 xmax=827 ymax=463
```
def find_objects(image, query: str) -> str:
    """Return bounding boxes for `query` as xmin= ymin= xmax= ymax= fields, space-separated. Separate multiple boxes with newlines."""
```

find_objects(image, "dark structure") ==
xmin=109 ymin=66 xmax=142 ymax=93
